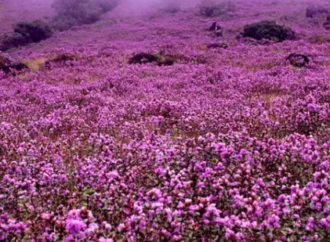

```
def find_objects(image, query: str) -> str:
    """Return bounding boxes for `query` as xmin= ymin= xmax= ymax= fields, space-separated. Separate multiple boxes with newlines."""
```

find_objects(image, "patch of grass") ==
xmin=259 ymin=92 xmax=284 ymax=105
xmin=23 ymin=57 xmax=50 ymax=73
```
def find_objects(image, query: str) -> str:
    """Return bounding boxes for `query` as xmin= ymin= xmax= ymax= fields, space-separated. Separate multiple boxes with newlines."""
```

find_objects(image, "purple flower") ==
xmin=99 ymin=238 xmax=114 ymax=242
xmin=66 ymin=219 xmax=86 ymax=235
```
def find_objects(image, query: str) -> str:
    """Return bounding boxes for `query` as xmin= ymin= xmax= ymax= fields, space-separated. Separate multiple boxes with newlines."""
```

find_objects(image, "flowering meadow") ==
xmin=1 ymin=0 xmax=330 ymax=241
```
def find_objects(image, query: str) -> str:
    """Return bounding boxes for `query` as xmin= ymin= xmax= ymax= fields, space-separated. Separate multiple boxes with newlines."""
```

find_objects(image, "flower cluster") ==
xmin=0 ymin=0 xmax=330 ymax=241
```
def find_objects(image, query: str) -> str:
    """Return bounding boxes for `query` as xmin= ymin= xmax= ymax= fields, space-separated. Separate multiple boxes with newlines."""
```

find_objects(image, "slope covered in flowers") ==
xmin=1 ymin=0 xmax=330 ymax=241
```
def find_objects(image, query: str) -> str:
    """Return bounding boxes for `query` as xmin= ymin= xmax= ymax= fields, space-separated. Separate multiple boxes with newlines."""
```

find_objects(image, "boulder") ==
xmin=286 ymin=53 xmax=309 ymax=68
xmin=128 ymin=53 xmax=159 ymax=64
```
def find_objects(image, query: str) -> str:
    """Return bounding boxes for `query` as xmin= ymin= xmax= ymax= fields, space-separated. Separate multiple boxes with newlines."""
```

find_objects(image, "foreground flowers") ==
xmin=1 ymin=0 xmax=330 ymax=241
xmin=2 ymin=127 xmax=330 ymax=241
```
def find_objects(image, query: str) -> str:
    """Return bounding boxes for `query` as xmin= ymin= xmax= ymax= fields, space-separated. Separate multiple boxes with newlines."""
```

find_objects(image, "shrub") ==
xmin=286 ymin=53 xmax=310 ymax=68
xmin=0 ymin=20 xmax=52 ymax=51
xmin=241 ymin=20 xmax=295 ymax=43
xmin=0 ymin=33 xmax=29 ymax=51
xmin=51 ymin=0 xmax=118 ymax=31
xmin=14 ymin=20 xmax=53 ymax=43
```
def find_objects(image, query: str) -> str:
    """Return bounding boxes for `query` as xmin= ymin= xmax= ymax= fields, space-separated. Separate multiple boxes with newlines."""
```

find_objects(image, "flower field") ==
xmin=1 ymin=0 xmax=330 ymax=241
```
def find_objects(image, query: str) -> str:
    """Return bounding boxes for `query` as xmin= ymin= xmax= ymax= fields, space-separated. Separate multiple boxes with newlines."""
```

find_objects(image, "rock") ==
xmin=0 ymin=53 xmax=28 ymax=74
xmin=129 ymin=53 xmax=177 ymax=66
xmin=128 ymin=53 xmax=158 ymax=64
xmin=241 ymin=20 xmax=295 ymax=43
xmin=306 ymin=5 xmax=329 ymax=18
xmin=157 ymin=57 xmax=175 ymax=66
xmin=209 ymin=22 xmax=223 ymax=37
xmin=286 ymin=53 xmax=309 ymax=68
xmin=207 ymin=42 xmax=228 ymax=49
xmin=209 ymin=22 xmax=221 ymax=31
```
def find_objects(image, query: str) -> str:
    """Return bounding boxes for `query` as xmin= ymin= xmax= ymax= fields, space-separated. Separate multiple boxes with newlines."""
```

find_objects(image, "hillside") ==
xmin=1 ymin=0 xmax=330 ymax=241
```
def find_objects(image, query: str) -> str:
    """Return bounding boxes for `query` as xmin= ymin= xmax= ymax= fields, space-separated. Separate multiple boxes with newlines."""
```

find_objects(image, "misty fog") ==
xmin=0 ymin=0 xmax=328 ymax=26
xmin=0 ymin=0 xmax=328 ymax=27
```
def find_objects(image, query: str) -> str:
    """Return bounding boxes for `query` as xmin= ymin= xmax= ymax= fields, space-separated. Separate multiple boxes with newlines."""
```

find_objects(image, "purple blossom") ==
xmin=0 ymin=0 xmax=330 ymax=241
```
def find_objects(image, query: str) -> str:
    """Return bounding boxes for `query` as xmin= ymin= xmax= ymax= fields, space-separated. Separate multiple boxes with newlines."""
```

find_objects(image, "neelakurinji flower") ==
xmin=0 ymin=0 xmax=330 ymax=241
